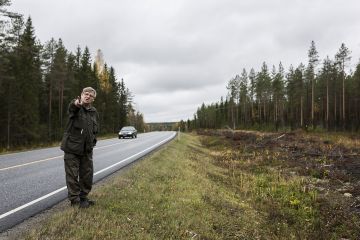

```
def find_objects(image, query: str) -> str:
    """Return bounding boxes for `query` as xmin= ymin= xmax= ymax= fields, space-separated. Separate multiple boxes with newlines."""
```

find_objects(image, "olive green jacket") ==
xmin=60 ymin=100 xmax=99 ymax=155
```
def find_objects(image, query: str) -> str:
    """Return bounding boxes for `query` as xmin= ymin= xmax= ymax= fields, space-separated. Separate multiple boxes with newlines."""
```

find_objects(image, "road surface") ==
xmin=0 ymin=131 xmax=176 ymax=232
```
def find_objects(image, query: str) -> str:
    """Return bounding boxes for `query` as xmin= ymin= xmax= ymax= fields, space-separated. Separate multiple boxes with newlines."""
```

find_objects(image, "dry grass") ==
xmin=19 ymin=131 xmax=360 ymax=239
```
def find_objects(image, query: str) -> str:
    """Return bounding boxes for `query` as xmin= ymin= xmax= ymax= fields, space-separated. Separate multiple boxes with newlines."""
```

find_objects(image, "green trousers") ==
xmin=64 ymin=152 xmax=93 ymax=201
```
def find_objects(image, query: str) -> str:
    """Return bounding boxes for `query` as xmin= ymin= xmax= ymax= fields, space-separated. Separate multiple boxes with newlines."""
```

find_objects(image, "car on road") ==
xmin=118 ymin=126 xmax=137 ymax=139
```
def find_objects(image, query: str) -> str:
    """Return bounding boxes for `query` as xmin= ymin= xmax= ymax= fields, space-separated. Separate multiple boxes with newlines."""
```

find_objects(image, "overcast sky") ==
xmin=8 ymin=0 xmax=360 ymax=122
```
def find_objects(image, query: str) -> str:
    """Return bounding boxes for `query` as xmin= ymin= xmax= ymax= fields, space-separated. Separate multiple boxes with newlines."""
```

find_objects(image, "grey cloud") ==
xmin=115 ymin=62 xmax=225 ymax=95
xmin=9 ymin=0 xmax=360 ymax=122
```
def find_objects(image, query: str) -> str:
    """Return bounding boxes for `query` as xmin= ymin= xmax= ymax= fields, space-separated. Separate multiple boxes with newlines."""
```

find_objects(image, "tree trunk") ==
xmin=311 ymin=77 xmax=314 ymax=127
xmin=263 ymin=100 xmax=266 ymax=123
xmin=251 ymin=101 xmax=254 ymax=124
xmin=59 ymin=77 xmax=64 ymax=129
xmin=301 ymin=95 xmax=304 ymax=127
xmin=342 ymin=63 xmax=345 ymax=130
xmin=236 ymin=102 xmax=239 ymax=127
xmin=231 ymin=103 xmax=235 ymax=129
xmin=243 ymin=101 xmax=246 ymax=125
xmin=7 ymin=109 xmax=10 ymax=149
xmin=326 ymin=79 xmax=329 ymax=130
xmin=258 ymin=100 xmax=261 ymax=123
xmin=48 ymin=80 xmax=52 ymax=139
xmin=334 ymin=92 xmax=337 ymax=125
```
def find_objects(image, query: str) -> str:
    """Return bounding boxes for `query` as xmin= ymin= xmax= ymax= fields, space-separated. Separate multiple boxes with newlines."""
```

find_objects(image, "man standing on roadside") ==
xmin=61 ymin=87 xmax=99 ymax=208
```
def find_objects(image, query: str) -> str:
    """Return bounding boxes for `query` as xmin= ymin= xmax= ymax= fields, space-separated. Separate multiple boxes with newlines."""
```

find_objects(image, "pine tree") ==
xmin=286 ymin=65 xmax=296 ymax=129
xmin=239 ymin=68 xmax=248 ymax=126
xmin=41 ymin=38 xmax=57 ymax=139
xmin=352 ymin=62 xmax=360 ymax=130
xmin=335 ymin=43 xmax=351 ymax=129
xmin=52 ymin=39 xmax=67 ymax=134
xmin=272 ymin=62 xmax=285 ymax=130
xmin=248 ymin=68 xmax=256 ymax=124
xmin=219 ymin=96 xmax=225 ymax=127
xmin=256 ymin=62 xmax=271 ymax=124
xmin=317 ymin=56 xmax=340 ymax=130
xmin=226 ymin=75 xmax=239 ymax=129
xmin=307 ymin=40 xmax=319 ymax=128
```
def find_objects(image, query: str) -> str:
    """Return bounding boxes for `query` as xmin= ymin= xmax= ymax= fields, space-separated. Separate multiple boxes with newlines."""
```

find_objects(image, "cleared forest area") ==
xmin=197 ymin=129 xmax=360 ymax=238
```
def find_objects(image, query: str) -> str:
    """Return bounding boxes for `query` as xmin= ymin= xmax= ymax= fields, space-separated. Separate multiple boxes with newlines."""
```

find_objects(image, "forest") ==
xmin=186 ymin=41 xmax=360 ymax=133
xmin=0 ymin=1 xmax=145 ymax=149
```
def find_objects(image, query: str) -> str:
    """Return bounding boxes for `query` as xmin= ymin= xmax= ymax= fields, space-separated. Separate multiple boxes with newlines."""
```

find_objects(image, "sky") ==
xmin=8 ymin=0 xmax=360 ymax=123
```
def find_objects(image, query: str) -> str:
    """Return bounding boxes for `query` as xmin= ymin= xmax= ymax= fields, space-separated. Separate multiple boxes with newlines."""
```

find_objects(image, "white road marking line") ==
xmin=0 ymin=156 xmax=62 ymax=171
xmin=0 ymin=133 xmax=175 ymax=220
xmin=0 ymin=140 xmax=136 ymax=172
xmin=0 ymin=187 xmax=67 ymax=220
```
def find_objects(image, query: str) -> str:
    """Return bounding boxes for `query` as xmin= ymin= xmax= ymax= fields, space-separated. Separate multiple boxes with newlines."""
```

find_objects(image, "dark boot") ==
xmin=79 ymin=198 xmax=96 ymax=208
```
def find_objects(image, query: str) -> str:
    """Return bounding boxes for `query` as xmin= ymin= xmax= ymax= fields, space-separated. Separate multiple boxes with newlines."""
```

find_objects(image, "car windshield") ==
xmin=121 ymin=127 xmax=134 ymax=131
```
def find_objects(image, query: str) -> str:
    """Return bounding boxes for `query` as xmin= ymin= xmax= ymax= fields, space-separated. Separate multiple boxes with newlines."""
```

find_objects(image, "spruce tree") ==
xmin=108 ymin=66 xmax=120 ymax=132
xmin=79 ymin=46 xmax=92 ymax=89
xmin=118 ymin=78 xmax=128 ymax=129
xmin=12 ymin=17 xmax=42 ymax=145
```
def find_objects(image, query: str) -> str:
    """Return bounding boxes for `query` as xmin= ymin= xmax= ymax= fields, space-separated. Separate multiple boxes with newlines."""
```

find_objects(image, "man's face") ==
xmin=81 ymin=91 xmax=95 ymax=105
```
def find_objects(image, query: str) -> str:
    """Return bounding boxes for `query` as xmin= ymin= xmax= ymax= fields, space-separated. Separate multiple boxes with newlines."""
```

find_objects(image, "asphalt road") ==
xmin=0 ymin=131 xmax=176 ymax=232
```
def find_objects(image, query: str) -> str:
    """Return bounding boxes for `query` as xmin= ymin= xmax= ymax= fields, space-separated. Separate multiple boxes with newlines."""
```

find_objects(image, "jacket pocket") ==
xmin=62 ymin=133 xmax=84 ymax=154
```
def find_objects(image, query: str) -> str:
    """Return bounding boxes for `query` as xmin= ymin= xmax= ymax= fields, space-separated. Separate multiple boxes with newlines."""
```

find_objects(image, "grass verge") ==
xmin=20 ymin=133 xmax=360 ymax=239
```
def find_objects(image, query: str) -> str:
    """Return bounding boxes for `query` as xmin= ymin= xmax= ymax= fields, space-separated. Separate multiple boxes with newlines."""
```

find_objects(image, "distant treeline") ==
xmin=0 ymin=3 xmax=145 ymax=149
xmin=185 ymin=41 xmax=360 ymax=132
xmin=147 ymin=122 xmax=178 ymax=131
